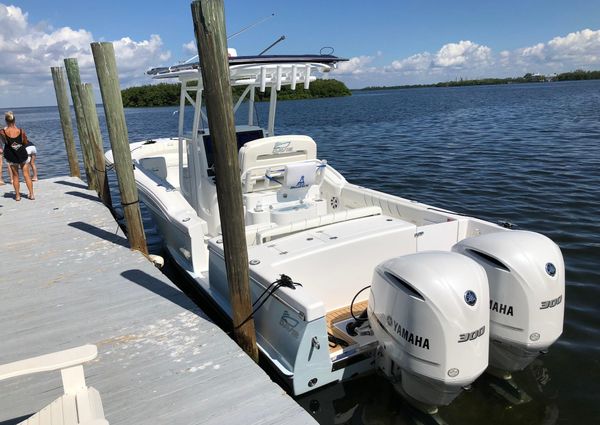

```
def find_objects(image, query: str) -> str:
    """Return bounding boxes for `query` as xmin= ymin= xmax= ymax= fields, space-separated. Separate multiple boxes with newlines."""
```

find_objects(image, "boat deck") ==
xmin=0 ymin=176 xmax=315 ymax=425
xmin=326 ymin=300 xmax=369 ymax=353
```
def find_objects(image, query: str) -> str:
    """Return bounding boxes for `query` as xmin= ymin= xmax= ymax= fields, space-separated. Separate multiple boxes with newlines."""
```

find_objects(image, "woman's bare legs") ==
xmin=30 ymin=154 xmax=38 ymax=181
xmin=10 ymin=164 xmax=20 ymax=200
xmin=7 ymin=163 xmax=14 ymax=186
xmin=0 ymin=155 xmax=4 ymax=185
xmin=21 ymin=163 xmax=34 ymax=199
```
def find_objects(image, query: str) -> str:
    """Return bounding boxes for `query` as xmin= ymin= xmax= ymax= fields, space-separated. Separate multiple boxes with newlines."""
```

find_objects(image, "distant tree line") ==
xmin=553 ymin=69 xmax=600 ymax=81
xmin=121 ymin=83 xmax=180 ymax=107
xmin=121 ymin=79 xmax=351 ymax=107
xmin=247 ymin=79 xmax=351 ymax=101
xmin=359 ymin=69 xmax=600 ymax=91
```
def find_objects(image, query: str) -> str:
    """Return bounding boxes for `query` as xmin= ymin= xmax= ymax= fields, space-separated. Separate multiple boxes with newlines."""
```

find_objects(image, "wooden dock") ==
xmin=0 ymin=176 xmax=316 ymax=424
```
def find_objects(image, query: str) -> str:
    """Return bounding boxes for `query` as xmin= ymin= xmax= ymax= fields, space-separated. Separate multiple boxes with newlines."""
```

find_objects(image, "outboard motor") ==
xmin=453 ymin=230 xmax=565 ymax=373
xmin=368 ymin=251 xmax=489 ymax=411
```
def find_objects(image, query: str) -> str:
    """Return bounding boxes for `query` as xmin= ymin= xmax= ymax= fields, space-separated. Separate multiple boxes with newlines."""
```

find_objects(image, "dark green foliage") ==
xmin=358 ymin=69 xmax=600 ymax=91
xmin=554 ymin=69 xmax=600 ymax=81
xmin=121 ymin=83 xmax=181 ymax=107
xmin=256 ymin=79 xmax=351 ymax=100
xmin=122 ymin=79 xmax=351 ymax=108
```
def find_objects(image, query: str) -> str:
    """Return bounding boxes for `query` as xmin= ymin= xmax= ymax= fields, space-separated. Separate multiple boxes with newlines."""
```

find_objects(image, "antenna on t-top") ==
xmin=258 ymin=35 xmax=286 ymax=56
xmin=182 ymin=13 xmax=276 ymax=64
xmin=228 ymin=13 xmax=275 ymax=40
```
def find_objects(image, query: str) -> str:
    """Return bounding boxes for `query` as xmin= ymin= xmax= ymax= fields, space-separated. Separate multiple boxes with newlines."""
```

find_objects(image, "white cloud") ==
xmin=388 ymin=52 xmax=432 ymax=73
xmin=548 ymin=28 xmax=600 ymax=61
xmin=335 ymin=28 xmax=600 ymax=88
xmin=333 ymin=55 xmax=376 ymax=75
xmin=496 ymin=28 xmax=600 ymax=75
xmin=113 ymin=34 xmax=171 ymax=76
xmin=0 ymin=3 xmax=171 ymax=106
xmin=331 ymin=55 xmax=381 ymax=88
xmin=0 ymin=4 xmax=26 ymax=37
xmin=386 ymin=40 xmax=491 ymax=75
xmin=182 ymin=40 xmax=197 ymax=56
xmin=521 ymin=42 xmax=546 ymax=60
xmin=434 ymin=40 xmax=491 ymax=68
xmin=514 ymin=29 xmax=600 ymax=67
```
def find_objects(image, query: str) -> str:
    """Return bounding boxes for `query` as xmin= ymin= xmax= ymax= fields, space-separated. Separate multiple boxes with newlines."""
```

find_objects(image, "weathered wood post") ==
xmin=50 ymin=67 xmax=80 ymax=178
xmin=64 ymin=58 xmax=96 ymax=190
xmin=79 ymin=83 xmax=112 ymax=208
xmin=191 ymin=0 xmax=258 ymax=362
xmin=90 ymin=42 xmax=148 ymax=256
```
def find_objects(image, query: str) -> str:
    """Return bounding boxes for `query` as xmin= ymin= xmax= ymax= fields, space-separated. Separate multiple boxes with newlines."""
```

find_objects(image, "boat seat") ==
xmin=239 ymin=135 xmax=317 ymax=193
xmin=244 ymin=159 xmax=328 ymax=228
xmin=139 ymin=157 xmax=167 ymax=180
xmin=272 ymin=159 xmax=326 ymax=198
xmin=253 ymin=206 xmax=382 ymax=244
xmin=282 ymin=160 xmax=321 ymax=188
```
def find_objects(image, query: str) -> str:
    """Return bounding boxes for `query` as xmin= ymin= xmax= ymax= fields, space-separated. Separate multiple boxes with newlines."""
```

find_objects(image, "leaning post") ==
xmin=64 ymin=58 xmax=96 ymax=190
xmin=90 ymin=42 xmax=148 ymax=256
xmin=50 ymin=67 xmax=80 ymax=178
xmin=191 ymin=0 xmax=259 ymax=362
xmin=79 ymin=83 xmax=112 ymax=208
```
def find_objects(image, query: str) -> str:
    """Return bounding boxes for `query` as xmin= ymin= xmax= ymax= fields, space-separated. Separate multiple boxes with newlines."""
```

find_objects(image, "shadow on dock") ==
xmin=53 ymin=179 xmax=88 ymax=189
xmin=121 ymin=269 xmax=208 ymax=318
xmin=2 ymin=192 xmax=18 ymax=200
xmin=68 ymin=221 xmax=128 ymax=247
xmin=0 ymin=415 xmax=33 ymax=425
xmin=65 ymin=190 xmax=102 ymax=202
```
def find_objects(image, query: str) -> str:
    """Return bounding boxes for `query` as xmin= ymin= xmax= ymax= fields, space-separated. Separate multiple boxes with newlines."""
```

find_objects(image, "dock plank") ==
xmin=0 ymin=177 xmax=315 ymax=425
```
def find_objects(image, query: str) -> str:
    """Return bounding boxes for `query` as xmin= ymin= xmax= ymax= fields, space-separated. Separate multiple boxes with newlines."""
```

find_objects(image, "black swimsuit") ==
xmin=1 ymin=129 xmax=29 ymax=165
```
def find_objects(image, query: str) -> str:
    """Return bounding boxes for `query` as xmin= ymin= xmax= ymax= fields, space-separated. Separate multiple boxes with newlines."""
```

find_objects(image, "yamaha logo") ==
xmin=546 ymin=262 xmax=556 ymax=277
xmin=464 ymin=290 xmax=477 ymax=306
xmin=386 ymin=315 xmax=393 ymax=326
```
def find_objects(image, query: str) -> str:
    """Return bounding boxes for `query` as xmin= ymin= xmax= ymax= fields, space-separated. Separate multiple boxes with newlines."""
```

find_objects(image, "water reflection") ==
xmin=298 ymin=358 xmax=559 ymax=425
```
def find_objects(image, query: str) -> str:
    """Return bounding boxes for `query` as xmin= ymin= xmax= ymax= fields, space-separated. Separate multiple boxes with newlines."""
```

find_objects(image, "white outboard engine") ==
xmin=368 ymin=251 xmax=489 ymax=409
xmin=453 ymin=230 xmax=565 ymax=373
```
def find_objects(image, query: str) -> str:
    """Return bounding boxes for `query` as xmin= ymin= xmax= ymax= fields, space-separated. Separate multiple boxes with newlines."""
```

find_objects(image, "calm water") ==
xmin=7 ymin=80 xmax=599 ymax=424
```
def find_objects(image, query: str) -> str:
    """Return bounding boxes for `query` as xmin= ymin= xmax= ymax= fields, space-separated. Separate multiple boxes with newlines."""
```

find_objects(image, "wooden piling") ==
xmin=50 ymin=67 xmax=80 ymax=178
xmin=191 ymin=0 xmax=258 ymax=362
xmin=79 ymin=83 xmax=112 ymax=208
xmin=64 ymin=58 xmax=96 ymax=190
xmin=90 ymin=42 xmax=148 ymax=256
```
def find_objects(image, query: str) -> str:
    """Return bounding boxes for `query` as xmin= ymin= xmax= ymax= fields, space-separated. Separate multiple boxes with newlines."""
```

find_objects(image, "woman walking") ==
xmin=1 ymin=111 xmax=34 ymax=201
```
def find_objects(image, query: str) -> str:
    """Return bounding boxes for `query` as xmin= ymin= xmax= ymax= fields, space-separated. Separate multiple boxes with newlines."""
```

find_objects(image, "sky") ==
xmin=1 ymin=0 xmax=600 ymax=107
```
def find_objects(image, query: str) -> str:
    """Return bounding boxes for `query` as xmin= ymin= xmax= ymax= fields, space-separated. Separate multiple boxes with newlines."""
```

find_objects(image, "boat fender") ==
xmin=148 ymin=254 xmax=164 ymax=268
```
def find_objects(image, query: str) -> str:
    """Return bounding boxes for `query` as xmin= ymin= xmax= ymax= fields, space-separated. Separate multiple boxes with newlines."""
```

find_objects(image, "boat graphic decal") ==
xmin=272 ymin=141 xmax=292 ymax=154
xmin=279 ymin=311 xmax=300 ymax=338
xmin=292 ymin=176 xmax=307 ymax=188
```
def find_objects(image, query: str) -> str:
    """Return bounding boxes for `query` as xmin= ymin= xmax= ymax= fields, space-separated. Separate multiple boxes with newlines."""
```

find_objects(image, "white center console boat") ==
xmin=106 ymin=53 xmax=565 ymax=411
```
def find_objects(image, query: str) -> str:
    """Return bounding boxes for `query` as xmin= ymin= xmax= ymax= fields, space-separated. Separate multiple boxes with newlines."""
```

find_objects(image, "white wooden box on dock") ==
xmin=0 ymin=177 xmax=316 ymax=424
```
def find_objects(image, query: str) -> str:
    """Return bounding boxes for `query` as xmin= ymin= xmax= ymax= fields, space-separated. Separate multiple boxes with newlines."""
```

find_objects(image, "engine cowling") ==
xmin=453 ymin=230 xmax=565 ymax=372
xmin=368 ymin=251 xmax=489 ymax=407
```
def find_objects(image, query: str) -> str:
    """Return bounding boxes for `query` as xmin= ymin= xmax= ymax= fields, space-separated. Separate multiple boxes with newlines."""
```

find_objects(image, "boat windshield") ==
xmin=203 ymin=128 xmax=266 ymax=175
